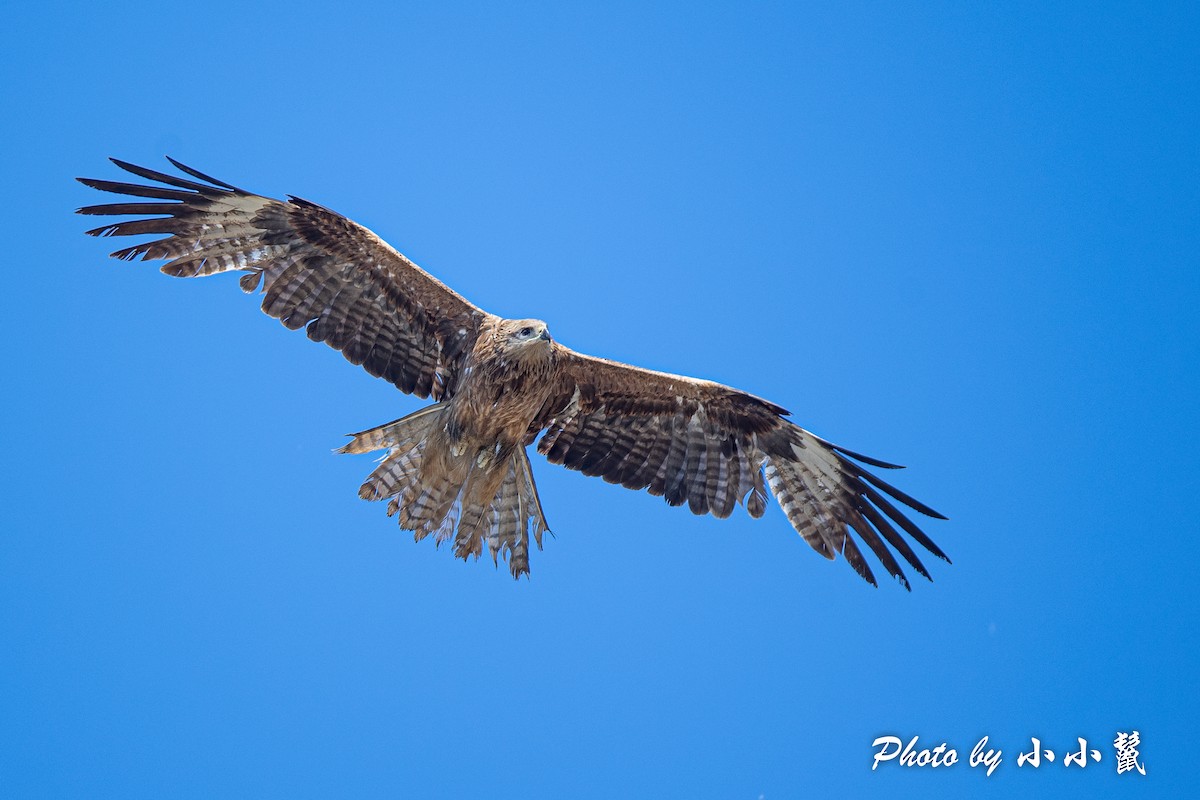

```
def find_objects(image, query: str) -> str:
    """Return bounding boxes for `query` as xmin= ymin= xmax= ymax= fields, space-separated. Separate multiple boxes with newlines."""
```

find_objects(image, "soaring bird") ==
xmin=78 ymin=158 xmax=948 ymax=587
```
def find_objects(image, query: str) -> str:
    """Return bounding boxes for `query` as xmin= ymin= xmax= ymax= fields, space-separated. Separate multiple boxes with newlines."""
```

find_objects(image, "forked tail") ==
xmin=339 ymin=406 xmax=551 ymax=578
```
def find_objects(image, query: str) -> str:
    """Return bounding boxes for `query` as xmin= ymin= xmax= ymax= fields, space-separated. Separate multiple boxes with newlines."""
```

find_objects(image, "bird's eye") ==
xmin=519 ymin=326 xmax=533 ymax=338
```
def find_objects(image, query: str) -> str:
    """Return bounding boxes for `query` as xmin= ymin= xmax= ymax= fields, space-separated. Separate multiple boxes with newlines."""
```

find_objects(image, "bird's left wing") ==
xmin=532 ymin=346 xmax=949 ymax=588
xmin=78 ymin=158 xmax=490 ymax=399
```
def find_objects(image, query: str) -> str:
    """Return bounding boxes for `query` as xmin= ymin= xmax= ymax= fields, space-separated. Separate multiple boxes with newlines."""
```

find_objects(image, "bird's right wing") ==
xmin=78 ymin=158 xmax=491 ymax=399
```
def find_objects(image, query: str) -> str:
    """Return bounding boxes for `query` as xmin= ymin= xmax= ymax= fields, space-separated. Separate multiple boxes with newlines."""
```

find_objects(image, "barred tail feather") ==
xmin=453 ymin=451 xmax=549 ymax=578
xmin=342 ymin=406 xmax=551 ymax=578
xmin=337 ymin=405 xmax=442 ymax=455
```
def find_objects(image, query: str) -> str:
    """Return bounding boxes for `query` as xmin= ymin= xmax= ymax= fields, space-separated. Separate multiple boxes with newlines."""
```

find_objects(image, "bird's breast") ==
xmin=446 ymin=362 xmax=553 ymax=453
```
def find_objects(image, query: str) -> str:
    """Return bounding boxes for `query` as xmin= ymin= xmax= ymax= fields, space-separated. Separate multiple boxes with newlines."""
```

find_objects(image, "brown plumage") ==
xmin=78 ymin=158 xmax=949 ymax=587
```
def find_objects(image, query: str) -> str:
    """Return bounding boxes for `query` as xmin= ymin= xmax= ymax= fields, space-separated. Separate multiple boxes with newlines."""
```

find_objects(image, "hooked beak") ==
xmin=539 ymin=328 xmax=552 ymax=342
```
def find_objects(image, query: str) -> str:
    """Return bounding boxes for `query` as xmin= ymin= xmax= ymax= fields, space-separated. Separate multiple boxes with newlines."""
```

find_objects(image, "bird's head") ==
xmin=502 ymin=318 xmax=551 ymax=345
xmin=496 ymin=318 xmax=553 ymax=362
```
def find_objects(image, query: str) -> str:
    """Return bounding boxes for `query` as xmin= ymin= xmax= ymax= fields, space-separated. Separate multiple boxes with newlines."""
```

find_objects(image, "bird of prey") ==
xmin=78 ymin=158 xmax=948 ymax=587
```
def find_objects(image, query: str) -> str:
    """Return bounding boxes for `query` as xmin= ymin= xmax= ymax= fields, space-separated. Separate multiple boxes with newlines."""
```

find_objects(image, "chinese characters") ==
xmin=871 ymin=732 xmax=1146 ymax=777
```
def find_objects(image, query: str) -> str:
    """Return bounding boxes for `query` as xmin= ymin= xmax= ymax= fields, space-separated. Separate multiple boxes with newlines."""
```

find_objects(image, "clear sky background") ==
xmin=2 ymin=2 xmax=1196 ymax=798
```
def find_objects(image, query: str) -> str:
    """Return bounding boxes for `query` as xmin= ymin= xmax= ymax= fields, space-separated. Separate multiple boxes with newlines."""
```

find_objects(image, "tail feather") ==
xmin=338 ymin=406 xmax=441 ymax=455
xmin=402 ymin=464 xmax=463 ymax=541
xmin=343 ymin=405 xmax=551 ymax=578
xmin=483 ymin=463 xmax=537 ymax=577
xmin=515 ymin=453 xmax=551 ymax=550
xmin=426 ymin=489 xmax=464 ymax=547
xmin=358 ymin=442 xmax=423 ymax=501
xmin=454 ymin=499 xmax=489 ymax=561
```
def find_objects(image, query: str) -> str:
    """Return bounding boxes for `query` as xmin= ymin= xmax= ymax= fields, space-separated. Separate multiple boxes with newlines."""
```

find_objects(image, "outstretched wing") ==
xmin=77 ymin=158 xmax=490 ymax=399
xmin=534 ymin=347 xmax=949 ymax=589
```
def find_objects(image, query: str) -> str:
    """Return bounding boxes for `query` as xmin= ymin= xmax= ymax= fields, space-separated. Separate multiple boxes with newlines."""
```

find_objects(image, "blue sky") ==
xmin=2 ymin=1 xmax=1196 ymax=797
